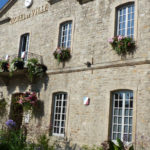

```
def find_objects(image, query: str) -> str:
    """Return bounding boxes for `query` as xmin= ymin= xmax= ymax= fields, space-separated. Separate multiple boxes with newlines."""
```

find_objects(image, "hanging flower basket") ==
xmin=9 ymin=58 xmax=25 ymax=76
xmin=26 ymin=58 xmax=47 ymax=82
xmin=108 ymin=35 xmax=135 ymax=55
xmin=16 ymin=92 xmax=38 ymax=112
xmin=0 ymin=61 xmax=9 ymax=72
xmin=53 ymin=47 xmax=71 ymax=64
xmin=14 ymin=60 xmax=24 ymax=70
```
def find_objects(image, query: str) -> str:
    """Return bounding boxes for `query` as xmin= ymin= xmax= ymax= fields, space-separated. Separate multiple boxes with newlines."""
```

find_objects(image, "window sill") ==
xmin=49 ymin=134 xmax=67 ymax=142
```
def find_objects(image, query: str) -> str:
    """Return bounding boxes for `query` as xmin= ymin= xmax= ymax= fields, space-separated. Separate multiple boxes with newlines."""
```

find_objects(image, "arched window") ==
xmin=51 ymin=92 xmax=67 ymax=136
xmin=58 ymin=21 xmax=72 ymax=48
xmin=111 ymin=90 xmax=133 ymax=142
xmin=116 ymin=3 xmax=135 ymax=38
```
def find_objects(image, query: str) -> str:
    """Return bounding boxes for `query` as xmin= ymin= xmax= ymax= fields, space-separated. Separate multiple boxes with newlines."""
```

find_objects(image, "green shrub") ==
xmin=0 ymin=128 xmax=26 ymax=150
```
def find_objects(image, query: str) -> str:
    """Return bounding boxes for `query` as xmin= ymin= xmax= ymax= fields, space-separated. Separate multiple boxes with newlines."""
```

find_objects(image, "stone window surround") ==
xmin=108 ymin=0 xmax=138 ymax=41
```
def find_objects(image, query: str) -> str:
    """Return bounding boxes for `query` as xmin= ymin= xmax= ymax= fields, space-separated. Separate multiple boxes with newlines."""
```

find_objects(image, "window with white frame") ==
xmin=19 ymin=33 xmax=29 ymax=61
xmin=116 ymin=3 xmax=134 ymax=38
xmin=52 ymin=92 xmax=67 ymax=136
xmin=58 ymin=21 xmax=72 ymax=48
xmin=111 ymin=90 xmax=133 ymax=143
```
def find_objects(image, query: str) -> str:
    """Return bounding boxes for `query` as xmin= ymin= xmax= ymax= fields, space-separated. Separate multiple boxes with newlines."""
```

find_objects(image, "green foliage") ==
xmin=27 ymin=58 xmax=47 ymax=82
xmin=0 ymin=128 xmax=54 ymax=150
xmin=0 ymin=57 xmax=47 ymax=82
xmin=0 ymin=128 xmax=26 ymax=150
xmin=0 ymin=99 xmax=7 ymax=115
xmin=37 ymin=134 xmax=54 ymax=150
xmin=81 ymin=139 xmax=134 ymax=150
xmin=109 ymin=139 xmax=134 ymax=150
xmin=0 ymin=60 xmax=9 ymax=72
xmin=109 ymin=36 xmax=135 ymax=55
xmin=9 ymin=58 xmax=24 ymax=76
xmin=53 ymin=48 xmax=71 ymax=64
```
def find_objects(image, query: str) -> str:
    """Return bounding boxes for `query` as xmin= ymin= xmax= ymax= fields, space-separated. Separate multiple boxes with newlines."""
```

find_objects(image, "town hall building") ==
xmin=0 ymin=0 xmax=150 ymax=149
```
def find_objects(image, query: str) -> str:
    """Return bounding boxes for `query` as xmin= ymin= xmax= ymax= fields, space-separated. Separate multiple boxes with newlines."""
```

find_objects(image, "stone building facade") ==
xmin=0 ymin=0 xmax=150 ymax=149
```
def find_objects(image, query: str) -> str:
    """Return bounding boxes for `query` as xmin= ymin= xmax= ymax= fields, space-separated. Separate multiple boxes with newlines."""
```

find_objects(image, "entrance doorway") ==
xmin=9 ymin=93 xmax=24 ymax=129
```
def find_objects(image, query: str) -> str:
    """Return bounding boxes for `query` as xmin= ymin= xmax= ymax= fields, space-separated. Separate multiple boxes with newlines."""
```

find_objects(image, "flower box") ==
xmin=108 ymin=35 xmax=135 ymax=55
xmin=53 ymin=47 xmax=71 ymax=64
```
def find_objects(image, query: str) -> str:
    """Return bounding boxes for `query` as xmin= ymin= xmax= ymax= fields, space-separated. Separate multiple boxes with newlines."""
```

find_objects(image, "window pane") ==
xmin=115 ymin=101 xmax=118 ymax=107
xmin=119 ymin=93 xmax=123 ymax=99
xmin=113 ymin=133 xmax=117 ymax=140
xmin=125 ymin=101 xmax=129 ymax=108
xmin=129 ymin=126 xmax=132 ymax=133
xmin=129 ymin=117 xmax=132 ymax=124
xmin=132 ymin=13 xmax=134 ymax=19
xmin=130 ymin=93 xmax=133 ymax=99
xmin=115 ymin=93 xmax=118 ymax=99
xmin=114 ymin=117 xmax=117 ymax=123
xmin=126 ymin=93 xmax=130 ymax=99
xmin=125 ymin=109 xmax=129 ymax=116
xmin=118 ymin=133 xmax=121 ymax=139
xmin=123 ymin=134 xmax=128 ymax=141
xmin=128 ymin=6 xmax=131 ymax=13
xmin=130 ymin=101 xmax=133 ymax=108
xmin=129 ymin=109 xmax=133 ymax=116
xmin=114 ymin=109 xmax=118 ymax=115
xmin=118 ymin=117 xmax=122 ymax=124
xmin=124 ymin=125 xmax=128 ymax=133
xmin=123 ymin=8 xmax=126 ymax=14
xmin=118 ymin=125 xmax=122 ymax=132
xmin=113 ymin=125 xmax=117 ymax=132
xmin=61 ymin=128 xmax=64 ymax=134
xmin=119 ymin=109 xmax=122 ymax=115
xmin=119 ymin=101 xmax=122 ymax=107
xmin=129 ymin=134 xmax=132 ymax=142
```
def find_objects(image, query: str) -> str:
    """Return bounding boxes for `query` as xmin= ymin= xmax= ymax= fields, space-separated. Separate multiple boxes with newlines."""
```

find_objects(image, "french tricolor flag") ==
xmin=83 ymin=97 xmax=90 ymax=105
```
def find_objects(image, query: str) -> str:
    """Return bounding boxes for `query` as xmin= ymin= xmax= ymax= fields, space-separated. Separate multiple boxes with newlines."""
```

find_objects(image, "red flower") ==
xmin=128 ymin=42 xmax=131 ymax=46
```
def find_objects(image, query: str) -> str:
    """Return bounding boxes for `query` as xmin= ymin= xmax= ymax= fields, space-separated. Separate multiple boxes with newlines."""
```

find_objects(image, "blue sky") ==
xmin=0 ymin=0 xmax=9 ymax=9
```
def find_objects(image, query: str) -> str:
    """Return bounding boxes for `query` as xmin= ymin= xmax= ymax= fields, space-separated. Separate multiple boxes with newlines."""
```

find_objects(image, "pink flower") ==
xmin=128 ymin=42 xmax=131 ymax=46
xmin=17 ymin=99 xmax=23 ymax=104
xmin=108 ymin=38 xmax=114 ymax=43
xmin=56 ymin=48 xmax=62 ymax=54
xmin=118 ymin=35 xmax=123 ymax=41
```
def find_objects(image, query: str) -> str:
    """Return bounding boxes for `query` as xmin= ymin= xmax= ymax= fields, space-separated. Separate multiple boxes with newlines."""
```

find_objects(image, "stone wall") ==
xmin=0 ymin=0 xmax=150 ymax=149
